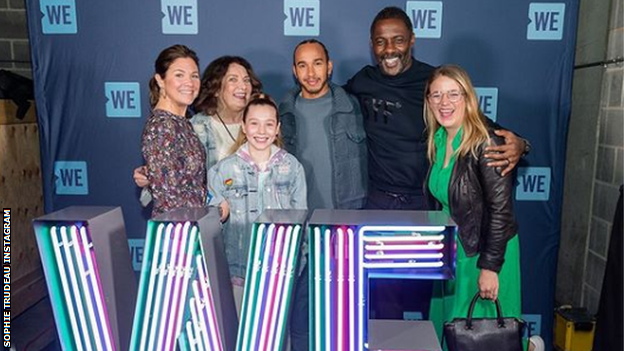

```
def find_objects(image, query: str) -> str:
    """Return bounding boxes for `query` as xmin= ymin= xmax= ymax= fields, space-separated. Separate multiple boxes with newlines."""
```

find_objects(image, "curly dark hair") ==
xmin=193 ymin=56 xmax=263 ymax=115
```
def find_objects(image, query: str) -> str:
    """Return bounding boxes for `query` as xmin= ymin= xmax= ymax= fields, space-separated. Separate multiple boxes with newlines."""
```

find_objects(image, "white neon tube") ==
xmin=156 ymin=223 xmax=183 ymax=351
xmin=249 ymin=224 xmax=276 ymax=350
xmin=189 ymin=296 xmax=207 ymax=351
xmin=337 ymin=228 xmax=345 ymax=351
xmin=364 ymin=253 xmax=444 ymax=260
xmin=164 ymin=222 xmax=190 ymax=351
xmin=185 ymin=321 xmax=197 ymax=351
xmin=172 ymin=225 xmax=198 ymax=350
xmin=146 ymin=223 xmax=174 ymax=351
xmin=60 ymin=226 xmax=93 ymax=351
xmin=362 ymin=261 xmax=445 ymax=268
xmin=361 ymin=234 xmax=445 ymax=242
xmin=324 ymin=228 xmax=331 ymax=351
xmin=357 ymin=228 xmax=365 ymax=351
xmin=196 ymin=254 xmax=221 ymax=351
xmin=239 ymin=223 xmax=267 ymax=351
xmin=70 ymin=226 xmax=103 ymax=350
xmin=313 ymin=226 xmax=321 ymax=351
xmin=258 ymin=224 xmax=285 ymax=351
xmin=265 ymin=224 xmax=292 ymax=351
xmin=360 ymin=225 xmax=445 ymax=235
xmin=364 ymin=243 xmax=444 ymax=251
xmin=51 ymin=226 xmax=84 ymax=351
xmin=139 ymin=223 xmax=166 ymax=351
xmin=193 ymin=281 xmax=214 ymax=351
xmin=79 ymin=226 xmax=115 ymax=351
xmin=348 ymin=227 xmax=355 ymax=351
xmin=273 ymin=224 xmax=300 ymax=351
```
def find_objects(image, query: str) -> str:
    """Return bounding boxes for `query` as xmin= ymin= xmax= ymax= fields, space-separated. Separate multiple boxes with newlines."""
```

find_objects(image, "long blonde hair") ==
xmin=228 ymin=93 xmax=284 ymax=155
xmin=424 ymin=65 xmax=490 ymax=162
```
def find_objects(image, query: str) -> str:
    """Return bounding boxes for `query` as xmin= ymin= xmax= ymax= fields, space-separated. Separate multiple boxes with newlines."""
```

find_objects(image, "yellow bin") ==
xmin=554 ymin=306 xmax=595 ymax=351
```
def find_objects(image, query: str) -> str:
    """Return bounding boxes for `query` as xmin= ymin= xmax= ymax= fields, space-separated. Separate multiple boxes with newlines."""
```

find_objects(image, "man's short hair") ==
xmin=292 ymin=39 xmax=330 ymax=65
xmin=370 ymin=6 xmax=413 ymax=37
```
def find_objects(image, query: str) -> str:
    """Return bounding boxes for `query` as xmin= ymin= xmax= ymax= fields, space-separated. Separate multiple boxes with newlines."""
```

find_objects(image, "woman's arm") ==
xmin=207 ymin=163 xmax=229 ymax=221
xmin=476 ymin=135 xmax=517 ymax=273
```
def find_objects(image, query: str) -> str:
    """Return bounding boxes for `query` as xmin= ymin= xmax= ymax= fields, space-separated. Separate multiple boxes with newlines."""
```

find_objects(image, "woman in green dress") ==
xmin=423 ymin=65 xmax=526 ymax=349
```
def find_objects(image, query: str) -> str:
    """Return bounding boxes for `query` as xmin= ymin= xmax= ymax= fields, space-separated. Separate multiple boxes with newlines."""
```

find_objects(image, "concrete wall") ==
xmin=0 ymin=0 xmax=32 ymax=78
xmin=558 ymin=0 xmax=623 ymax=314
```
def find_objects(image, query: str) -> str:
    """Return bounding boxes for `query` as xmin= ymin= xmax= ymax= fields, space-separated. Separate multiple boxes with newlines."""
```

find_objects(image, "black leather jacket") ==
xmin=425 ymin=129 xmax=518 ymax=273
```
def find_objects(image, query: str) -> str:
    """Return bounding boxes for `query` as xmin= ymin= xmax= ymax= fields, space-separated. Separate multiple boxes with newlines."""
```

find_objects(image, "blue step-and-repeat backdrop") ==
xmin=26 ymin=0 xmax=579 ymax=346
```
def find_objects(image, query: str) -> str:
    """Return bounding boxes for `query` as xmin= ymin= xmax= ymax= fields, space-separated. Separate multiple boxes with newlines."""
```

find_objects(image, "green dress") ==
xmin=427 ymin=127 xmax=524 ymax=349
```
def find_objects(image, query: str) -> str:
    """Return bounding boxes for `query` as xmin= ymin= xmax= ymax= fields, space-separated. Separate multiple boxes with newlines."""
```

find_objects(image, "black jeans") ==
xmin=365 ymin=187 xmax=434 ymax=320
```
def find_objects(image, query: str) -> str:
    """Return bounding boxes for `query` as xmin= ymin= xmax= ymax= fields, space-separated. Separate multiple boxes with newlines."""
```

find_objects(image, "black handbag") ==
xmin=443 ymin=292 xmax=526 ymax=351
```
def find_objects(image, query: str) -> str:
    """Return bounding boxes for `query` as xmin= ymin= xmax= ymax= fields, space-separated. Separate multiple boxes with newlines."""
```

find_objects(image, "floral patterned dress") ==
xmin=142 ymin=108 xmax=207 ymax=217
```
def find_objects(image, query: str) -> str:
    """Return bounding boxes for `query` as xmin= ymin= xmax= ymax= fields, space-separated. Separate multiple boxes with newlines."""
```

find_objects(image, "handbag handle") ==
xmin=466 ymin=292 xmax=505 ymax=329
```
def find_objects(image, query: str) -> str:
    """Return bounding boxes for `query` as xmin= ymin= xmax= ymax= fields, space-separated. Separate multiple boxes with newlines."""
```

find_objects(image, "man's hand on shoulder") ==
xmin=484 ymin=130 xmax=527 ymax=176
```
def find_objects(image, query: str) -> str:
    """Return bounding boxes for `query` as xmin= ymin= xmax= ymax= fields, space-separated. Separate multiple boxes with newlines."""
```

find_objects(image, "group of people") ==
xmin=135 ymin=6 xmax=540 ymax=351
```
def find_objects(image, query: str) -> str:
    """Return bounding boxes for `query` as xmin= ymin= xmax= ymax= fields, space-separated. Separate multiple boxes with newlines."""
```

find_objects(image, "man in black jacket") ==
xmin=344 ymin=6 xmax=528 ymax=320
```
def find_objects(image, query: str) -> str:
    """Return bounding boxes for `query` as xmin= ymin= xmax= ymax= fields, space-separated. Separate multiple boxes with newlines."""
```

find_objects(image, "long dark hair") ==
xmin=193 ymin=56 xmax=263 ymax=115
xmin=148 ymin=44 xmax=199 ymax=108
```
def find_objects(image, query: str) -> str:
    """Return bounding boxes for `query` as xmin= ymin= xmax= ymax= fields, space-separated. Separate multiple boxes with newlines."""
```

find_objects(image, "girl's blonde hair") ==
xmin=424 ymin=65 xmax=490 ymax=162
xmin=228 ymin=93 xmax=284 ymax=154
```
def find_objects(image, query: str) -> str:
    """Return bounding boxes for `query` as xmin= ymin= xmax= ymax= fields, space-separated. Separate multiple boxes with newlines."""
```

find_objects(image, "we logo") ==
xmin=527 ymin=3 xmax=566 ymax=40
xmin=54 ymin=161 xmax=88 ymax=195
xmin=40 ymin=0 xmax=77 ymax=34
xmin=516 ymin=167 xmax=551 ymax=201
xmin=475 ymin=87 xmax=499 ymax=122
xmin=283 ymin=0 xmax=320 ymax=36
xmin=161 ymin=0 xmax=198 ymax=34
xmin=406 ymin=1 xmax=443 ymax=39
xmin=105 ymin=82 xmax=141 ymax=118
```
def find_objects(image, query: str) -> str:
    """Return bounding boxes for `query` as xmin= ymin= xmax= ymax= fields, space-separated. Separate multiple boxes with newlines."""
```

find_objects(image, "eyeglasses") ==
xmin=427 ymin=90 xmax=465 ymax=104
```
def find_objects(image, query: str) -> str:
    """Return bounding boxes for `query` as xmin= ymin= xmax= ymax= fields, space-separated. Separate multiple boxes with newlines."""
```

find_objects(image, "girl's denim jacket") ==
xmin=207 ymin=144 xmax=307 ymax=279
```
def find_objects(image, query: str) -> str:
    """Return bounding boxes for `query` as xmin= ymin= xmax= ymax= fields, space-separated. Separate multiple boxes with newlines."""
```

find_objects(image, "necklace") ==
xmin=215 ymin=111 xmax=237 ymax=142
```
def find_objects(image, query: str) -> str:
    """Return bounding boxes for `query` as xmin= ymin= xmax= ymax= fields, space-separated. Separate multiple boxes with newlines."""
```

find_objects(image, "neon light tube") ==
xmin=258 ymin=225 xmax=285 ymax=350
xmin=70 ymin=226 xmax=103 ymax=350
xmin=79 ymin=226 xmax=114 ymax=351
xmin=239 ymin=223 xmax=267 ymax=351
xmin=146 ymin=223 xmax=174 ymax=351
xmin=172 ymin=225 xmax=197 ymax=349
xmin=337 ymin=228 xmax=345 ymax=351
xmin=364 ymin=253 xmax=444 ymax=260
xmin=364 ymin=243 xmax=444 ymax=250
xmin=156 ymin=222 xmax=183 ymax=351
xmin=348 ymin=227 xmax=355 ymax=351
xmin=324 ymin=228 xmax=331 ymax=351
xmin=139 ymin=223 xmax=166 ymax=351
xmin=196 ymin=254 xmax=222 ymax=351
xmin=189 ymin=296 xmax=207 ymax=351
xmin=313 ymin=226 xmax=321 ymax=351
xmin=264 ymin=225 xmax=291 ymax=351
xmin=165 ymin=222 xmax=191 ymax=351
xmin=362 ymin=261 xmax=445 ymax=268
xmin=185 ymin=321 xmax=197 ymax=351
xmin=361 ymin=234 xmax=445 ymax=242
xmin=359 ymin=225 xmax=446 ymax=234
xmin=51 ymin=226 xmax=84 ymax=351
xmin=273 ymin=224 xmax=300 ymax=351
xmin=249 ymin=224 xmax=276 ymax=350
xmin=358 ymin=227 xmax=364 ymax=351
xmin=60 ymin=226 xmax=93 ymax=351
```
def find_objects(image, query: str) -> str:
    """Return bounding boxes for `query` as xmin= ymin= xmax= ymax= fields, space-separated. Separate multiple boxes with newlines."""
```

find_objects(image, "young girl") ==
xmin=207 ymin=94 xmax=307 ymax=313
